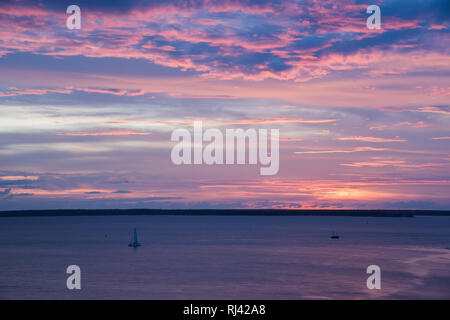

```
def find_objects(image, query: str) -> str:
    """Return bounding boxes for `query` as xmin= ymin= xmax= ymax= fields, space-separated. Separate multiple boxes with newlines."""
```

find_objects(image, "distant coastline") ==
xmin=1 ymin=209 xmax=450 ymax=218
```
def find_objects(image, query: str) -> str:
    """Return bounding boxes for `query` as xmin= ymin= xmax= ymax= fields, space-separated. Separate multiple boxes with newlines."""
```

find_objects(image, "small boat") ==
xmin=128 ymin=228 xmax=142 ymax=247
xmin=330 ymin=231 xmax=340 ymax=239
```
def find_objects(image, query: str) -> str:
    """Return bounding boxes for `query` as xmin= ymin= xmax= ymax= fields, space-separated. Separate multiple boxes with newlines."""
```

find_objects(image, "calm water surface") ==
xmin=0 ymin=215 xmax=449 ymax=299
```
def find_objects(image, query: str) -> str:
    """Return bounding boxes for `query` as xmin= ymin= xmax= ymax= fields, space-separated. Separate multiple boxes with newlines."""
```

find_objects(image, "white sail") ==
xmin=128 ymin=227 xmax=142 ymax=247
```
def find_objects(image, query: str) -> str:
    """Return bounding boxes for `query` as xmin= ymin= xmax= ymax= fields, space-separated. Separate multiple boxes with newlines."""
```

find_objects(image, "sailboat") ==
xmin=128 ymin=228 xmax=142 ymax=247
xmin=330 ymin=231 xmax=340 ymax=239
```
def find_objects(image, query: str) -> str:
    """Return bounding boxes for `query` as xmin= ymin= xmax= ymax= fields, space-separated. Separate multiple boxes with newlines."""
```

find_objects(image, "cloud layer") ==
xmin=0 ymin=0 xmax=449 ymax=210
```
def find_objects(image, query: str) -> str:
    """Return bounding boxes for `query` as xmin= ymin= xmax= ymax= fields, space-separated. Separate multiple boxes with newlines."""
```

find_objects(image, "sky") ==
xmin=0 ymin=0 xmax=449 ymax=210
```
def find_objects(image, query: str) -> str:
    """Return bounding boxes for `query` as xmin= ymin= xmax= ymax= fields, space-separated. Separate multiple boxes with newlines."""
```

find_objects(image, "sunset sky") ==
xmin=0 ymin=0 xmax=449 ymax=210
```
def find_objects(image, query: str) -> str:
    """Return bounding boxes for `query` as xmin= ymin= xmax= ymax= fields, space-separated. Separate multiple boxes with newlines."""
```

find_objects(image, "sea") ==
xmin=0 ymin=215 xmax=449 ymax=299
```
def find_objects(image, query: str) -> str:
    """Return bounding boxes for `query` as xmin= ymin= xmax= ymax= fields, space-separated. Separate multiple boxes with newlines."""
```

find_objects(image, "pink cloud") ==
xmin=76 ymin=88 xmax=147 ymax=96
xmin=294 ymin=146 xmax=386 ymax=154
xmin=58 ymin=131 xmax=152 ymax=136
xmin=418 ymin=106 xmax=450 ymax=115
xmin=279 ymin=138 xmax=304 ymax=142
xmin=369 ymin=125 xmax=386 ymax=131
xmin=432 ymin=137 xmax=450 ymax=140
xmin=337 ymin=136 xmax=406 ymax=143
xmin=0 ymin=86 xmax=147 ymax=97
xmin=395 ymin=121 xmax=429 ymax=128
xmin=0 ymin=88 xmax=72 ymax=97
xmin=218 ymin=117 xmax=337 ymax=125
xmin=0 ymin=1 xmax=443 ymax=83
